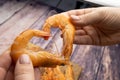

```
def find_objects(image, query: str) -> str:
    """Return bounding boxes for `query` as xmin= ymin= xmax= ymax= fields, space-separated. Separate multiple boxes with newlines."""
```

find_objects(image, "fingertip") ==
xmin=69 ymin=15 xmax=86 ymax=26
xmin=70 ymin=15 xmax=80 ymax=20
xmin=15 ymin=54 xmax=35 ymax=80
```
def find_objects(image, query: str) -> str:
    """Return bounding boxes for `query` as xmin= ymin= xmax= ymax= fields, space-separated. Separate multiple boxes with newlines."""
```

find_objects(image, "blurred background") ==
xmin=31 ymin=0 xmax=101 ymax=12
xmin=1 ymin=0 xmax=120 ymax=12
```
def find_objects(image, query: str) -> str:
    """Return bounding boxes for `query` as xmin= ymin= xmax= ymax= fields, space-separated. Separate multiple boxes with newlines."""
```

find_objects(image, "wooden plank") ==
xmin=71 ymin=45 xmax=105 ymax=80
xmin=0 ymin=4 xmax=49 ymax=54
xmin=0 ymin=0 xmax=28 ymax=24
xmin=97 ymin=45 xmax=120 ymax=80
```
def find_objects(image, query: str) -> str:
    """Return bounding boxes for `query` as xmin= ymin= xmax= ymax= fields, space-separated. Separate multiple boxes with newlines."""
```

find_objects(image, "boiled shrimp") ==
xmin=11 ymin=29 xmax=67 ymax=67
xmin=41 ymin=14 xmax=75 ymax=80
xmin=42 ymin=14 xmax=75 ymax=60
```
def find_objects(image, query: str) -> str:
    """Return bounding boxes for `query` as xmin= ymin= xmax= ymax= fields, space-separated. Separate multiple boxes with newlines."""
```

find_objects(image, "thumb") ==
xmin=15 ymin=54 xmax=35 ymax=80
xmin=70 ymin=11 xmax=102 ymax=26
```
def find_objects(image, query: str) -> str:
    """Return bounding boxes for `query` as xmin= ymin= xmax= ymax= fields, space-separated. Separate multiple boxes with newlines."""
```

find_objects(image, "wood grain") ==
xmin=97 ymin=44 xmax=120 ymax=80
xmin=0 ymin=0 xmax=28 ymax=25
xmin=71 ymin=45 xmax=105 ymax=80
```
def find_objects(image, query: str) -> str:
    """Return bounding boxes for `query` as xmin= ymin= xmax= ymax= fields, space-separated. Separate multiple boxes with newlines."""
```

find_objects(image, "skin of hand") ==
xmin=0 ymin=50 xmax=41 ymax=80
xmin=65 ymin=7 xmax=120 ymax=45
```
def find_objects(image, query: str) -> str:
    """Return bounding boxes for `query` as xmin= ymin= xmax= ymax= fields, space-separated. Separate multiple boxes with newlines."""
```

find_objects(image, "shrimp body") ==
xmin=43 ymin=14 xmax=75 ymax=60
xmin=41 ymin=14 xmax=75 ymax=80
xmin=11 ymin=29 xmax=67 ymax=67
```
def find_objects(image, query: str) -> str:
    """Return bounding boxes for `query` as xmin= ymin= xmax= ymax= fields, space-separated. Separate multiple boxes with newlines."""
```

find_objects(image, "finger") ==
xmin=15 ymin=54 xmax=35 ymax=80
xmin=70 ymin=11 xmax=102 ymax=26
xmin=83 ymin=26 xmax=100 ymax=45
xmin=0 ymin=50 xmax=11 ymax=80
xmin=74 ymin=35 xmax=93 ymax=45
xmin=68 ymin=8 xmax=95 ymax=16
xmin=62 ymin=8 xmax=94 ymax=18
xmin=75 ymin=30 xmax=86 ymax=35
xmin=5 ymin=65 xmax=14 ymax=80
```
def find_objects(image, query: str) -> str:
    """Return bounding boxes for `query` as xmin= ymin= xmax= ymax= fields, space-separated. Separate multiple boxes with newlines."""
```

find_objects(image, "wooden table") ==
xmin=0 ymin=0 xmax=120 ymax=80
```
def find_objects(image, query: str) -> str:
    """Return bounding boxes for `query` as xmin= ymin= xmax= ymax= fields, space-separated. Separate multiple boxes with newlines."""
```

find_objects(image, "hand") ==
xmin=0 ymin=50 xmax=41 ymax=80
xmin=66 ymin=7 xmax=120 ymax=45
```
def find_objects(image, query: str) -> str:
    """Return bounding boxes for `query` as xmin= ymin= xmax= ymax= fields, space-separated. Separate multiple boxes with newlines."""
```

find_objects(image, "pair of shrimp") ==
xmin=11 ymin=13 xmax=75 ymax=80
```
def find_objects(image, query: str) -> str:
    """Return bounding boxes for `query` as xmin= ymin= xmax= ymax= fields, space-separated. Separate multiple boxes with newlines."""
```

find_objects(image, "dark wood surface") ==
xmin=0 ymin=0 xmax=120 ymax=80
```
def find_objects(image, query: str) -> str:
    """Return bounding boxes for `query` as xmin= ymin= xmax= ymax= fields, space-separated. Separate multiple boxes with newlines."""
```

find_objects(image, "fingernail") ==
xmin=19 ymin=54 xmax=30 ymax=64
xmin=70 ymin=15 xmax=80 ymax=20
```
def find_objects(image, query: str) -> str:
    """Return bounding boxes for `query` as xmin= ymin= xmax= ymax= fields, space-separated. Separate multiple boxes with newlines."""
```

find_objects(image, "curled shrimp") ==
xmin=11 ymin=29 xmax=67 ymax=67
xmin=42 ymin=14 xmax=75 ymax=60
xmin=41 ymin=14 xmax=75 ymax=80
